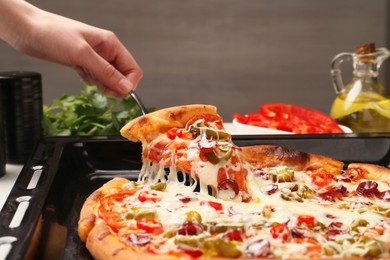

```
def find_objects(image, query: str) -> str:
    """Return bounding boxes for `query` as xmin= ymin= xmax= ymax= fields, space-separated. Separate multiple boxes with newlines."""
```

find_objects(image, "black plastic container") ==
xmin=0 ymin=71 xmax=43 ymax=164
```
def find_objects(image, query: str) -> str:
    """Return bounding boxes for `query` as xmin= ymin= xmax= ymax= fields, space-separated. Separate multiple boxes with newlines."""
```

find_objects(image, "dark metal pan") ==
xmin=1 ymin=133 xmax=389 ymax=259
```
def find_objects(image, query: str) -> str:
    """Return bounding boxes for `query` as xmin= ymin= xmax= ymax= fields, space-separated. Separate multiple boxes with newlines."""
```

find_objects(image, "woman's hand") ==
xmin=0 ymin=0 xmax=143 ymax=97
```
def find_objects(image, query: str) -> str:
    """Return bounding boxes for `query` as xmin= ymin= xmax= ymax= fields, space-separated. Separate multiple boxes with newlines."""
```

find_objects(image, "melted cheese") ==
xmin=106 ymin=123 xmax=390 ymax=258
xmin=118 ymin=157 xmax=390 ymax=258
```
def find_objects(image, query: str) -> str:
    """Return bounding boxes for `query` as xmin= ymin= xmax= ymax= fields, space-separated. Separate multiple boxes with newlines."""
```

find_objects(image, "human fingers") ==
xmin=74 ymin=66 xmax=95 ymax=85
xmin=107 ymin=43 xmax=143 ymax=91
xmin=75 ymin=65 xmax=126 ymax=97
xmin=80 ymin=45 xmax=135 ymax=96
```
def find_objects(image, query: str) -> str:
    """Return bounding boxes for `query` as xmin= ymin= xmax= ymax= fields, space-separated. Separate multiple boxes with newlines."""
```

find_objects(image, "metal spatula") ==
xmin=130 ymin=92 xmax=148 ymax=115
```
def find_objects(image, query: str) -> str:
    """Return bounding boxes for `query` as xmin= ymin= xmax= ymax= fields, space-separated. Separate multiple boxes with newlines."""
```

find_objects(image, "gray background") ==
xmin=1 ymin=0 xmax=389 ymax=120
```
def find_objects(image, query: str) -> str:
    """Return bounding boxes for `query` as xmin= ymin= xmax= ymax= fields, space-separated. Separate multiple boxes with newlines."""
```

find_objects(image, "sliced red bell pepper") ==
xmin=233 ymin=103 xmax=343 ymax=134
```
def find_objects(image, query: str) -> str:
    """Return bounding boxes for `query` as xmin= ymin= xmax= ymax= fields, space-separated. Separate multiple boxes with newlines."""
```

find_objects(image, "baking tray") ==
xmin=1 ymin=133 xmax=390 ymax=260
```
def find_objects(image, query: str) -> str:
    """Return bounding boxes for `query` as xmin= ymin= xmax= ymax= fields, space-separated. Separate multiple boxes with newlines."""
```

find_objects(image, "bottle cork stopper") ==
xmin=355 ymin=42 xmax=376 ymax=54
xmin=354 ymin=42 xmax=376 ymax=64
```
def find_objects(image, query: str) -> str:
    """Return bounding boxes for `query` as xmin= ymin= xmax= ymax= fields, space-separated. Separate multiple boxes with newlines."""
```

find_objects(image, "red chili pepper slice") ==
xmin=311 ymin=172 xmax=329 ymax=187
xmin=136 ymin=219 xmax=164 ymax=235
xmin=167 ymin=127 xmax=193 ymax=140
xmin=270 ymin=223 xmax=290 ymax=241
xmin=297 ymin=215 xmax=315 ymax=228
xmin=200 ymin=200 xmax=223 ymax=211
xmin=138 ymin=190 xmax=161 ymax=203
xmin=222 ymin=229 xmax=245 ymax=241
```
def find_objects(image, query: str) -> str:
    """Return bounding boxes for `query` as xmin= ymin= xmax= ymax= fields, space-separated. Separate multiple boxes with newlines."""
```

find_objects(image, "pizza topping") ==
xmin=185 ymin=210 xmax=202 ymax=223
xmin=203 ymin=238 xmax=242 ymax=258
xmin=185 ymin=114 xmax=224 ymax=130
xmin=150 ymin=182 xmax=167 ymax=191
xmin=270 ymin=223 xmax=290 ymax=241
xmin=175 ymin=193 xmax=197 ymax=203
xmin=136 ymin=219 xmax=164 ymax=235
xmin=177 ymin=244 xmax=203 ymax=258
xmin=198 ymin=137 xmax=217 ymax=153
xmin=222 ymin=229 xmax=245 ymax=242
xmin=324 ymin=229 xmax=346 ymax=241
xmin=93 ymin=176 xmax=390 ymax=259
xmin=329 ymin=221 xmax=344 ymax=229
xmin=200 ymin=200 xmax=223 ymax=211
xmin=138 ymin=190 xmax=161 ymax=203
xmin=288 ymin=238 xmax=322 ymax=257
xmin=356 ymin=181 xmax=379 ymax=197
xmin=126 ymin=233 xmax=152 ymax=246
xmin=217 ymin=179 xmax=239 ymax=199
xmin=311 ymin=172 xmax=331 ymax=187
xmin=98 ymin=190 xmax=138 ymax=232
xmin=280 ymin=184 xmax=315 ymax=202
xmin=377 ymin=190 xmax=390 ymax=201
xmin=323 ymin=236 xmax=389 ymax=258
xmin=261 ymin=184 xmax=279 ymax=195
xmin=268 ymin=166 xmax=295 ymax=182
xmin=338 ymin=167 xmax=365 ymax=182
xmin=199 ymin=140 xmax=233 ymax=165
xmin=246 ymin=239 xmax=271 ymax=258
xmin=132 ymin=209 xmax=157 ymax=221
xmin=167 ymin=127 xmax=193 ymax=140
xmin=176 ymin=222 xmax=204 ymax=236
xmin=319 ymin=185 xmax=347 ymax=201
xmin=297 ymin=215 xmax=316 ymax=228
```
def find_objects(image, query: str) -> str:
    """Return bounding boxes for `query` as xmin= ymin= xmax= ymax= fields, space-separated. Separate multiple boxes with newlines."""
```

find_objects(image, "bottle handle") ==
xmin=330 ymin=52 xmax=353 ymax=93
xmin=376 ymin=47 xmax=390 ymax=69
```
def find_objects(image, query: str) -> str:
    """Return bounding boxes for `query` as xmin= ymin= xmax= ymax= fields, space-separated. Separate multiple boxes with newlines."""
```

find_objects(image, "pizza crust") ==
xmin=79 ymin=178 xmax=190 ymax=260
xmin=86 ymin=223 xmax=180 ymax=260
xmin=120 ymin=104 xmax=218 ymax=143
xmin=241 ymin=145 xmax=344 ymax=175
xmin=347 ymin=163 xmax=390 ymax=183
xmin=78 ymin=178 xmax=130 ymax=242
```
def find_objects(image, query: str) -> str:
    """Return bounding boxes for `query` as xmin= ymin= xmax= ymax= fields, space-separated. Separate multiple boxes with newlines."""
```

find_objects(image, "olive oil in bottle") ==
xmin=330 ymin=93 xmax=390 ymax=132
xmin=329 ymin=43 xmax=390 ymax=132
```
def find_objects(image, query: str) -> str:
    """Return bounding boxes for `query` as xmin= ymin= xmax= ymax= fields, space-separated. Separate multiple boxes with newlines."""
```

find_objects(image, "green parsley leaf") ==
xmin=42 ymin=84 xmax=154 ymax=136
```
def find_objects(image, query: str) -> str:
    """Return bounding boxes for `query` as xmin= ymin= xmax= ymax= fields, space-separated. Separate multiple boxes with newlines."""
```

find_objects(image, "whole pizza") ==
xmin=78 ymin=104 xmax=390 ymax=259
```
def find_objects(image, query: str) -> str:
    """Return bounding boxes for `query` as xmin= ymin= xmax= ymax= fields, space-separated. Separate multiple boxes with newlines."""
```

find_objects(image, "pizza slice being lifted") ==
xmin=79 ymin=104 xmax=390 ymax=260
xmin=120 ymin=104 xmax=252 ymax=202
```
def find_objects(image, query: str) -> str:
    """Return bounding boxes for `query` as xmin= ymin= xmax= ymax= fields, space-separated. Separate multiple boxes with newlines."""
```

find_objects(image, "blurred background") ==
xmin=0 ymin=0 xmax=389 ymax=120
